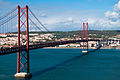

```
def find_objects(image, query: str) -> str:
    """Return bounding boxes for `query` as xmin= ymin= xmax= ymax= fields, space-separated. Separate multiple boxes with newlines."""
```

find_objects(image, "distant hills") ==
xmin=12 ymin=30 xmax=120 ymax=39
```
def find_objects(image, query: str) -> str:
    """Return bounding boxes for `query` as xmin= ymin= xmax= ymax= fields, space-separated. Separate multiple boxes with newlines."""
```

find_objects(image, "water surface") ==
xmin=0 ymin=49 xmax=120 ymax=80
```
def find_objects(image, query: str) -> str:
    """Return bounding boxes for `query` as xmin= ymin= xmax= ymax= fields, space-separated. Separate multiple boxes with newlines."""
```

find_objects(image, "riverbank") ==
xmin=44 ymin=46 xmax=120 ymax=49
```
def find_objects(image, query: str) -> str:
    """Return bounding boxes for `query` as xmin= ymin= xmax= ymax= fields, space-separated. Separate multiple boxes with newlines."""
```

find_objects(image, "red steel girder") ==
xmin=83 ymin=23 xmax=88 ymax=51
xmin=17 ymin=5 xmax=29 ymax=73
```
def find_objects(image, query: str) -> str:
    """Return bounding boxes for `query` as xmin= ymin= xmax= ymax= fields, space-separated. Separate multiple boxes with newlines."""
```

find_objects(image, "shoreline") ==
xmin=44 ymin=47 xmax=120 ymax=49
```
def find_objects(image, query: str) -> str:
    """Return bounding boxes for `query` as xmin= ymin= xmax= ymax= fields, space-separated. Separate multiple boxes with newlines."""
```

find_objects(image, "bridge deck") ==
xmin=0 ymin=39 xmax=99 ymax=56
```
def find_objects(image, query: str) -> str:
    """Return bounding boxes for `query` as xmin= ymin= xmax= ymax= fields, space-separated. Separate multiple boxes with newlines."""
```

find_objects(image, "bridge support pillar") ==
xmin=82 ymin=23 xmax=88 ymax=53
xmin=14 ymin=72 xmax=32 ymax=78
xmin=82 ymin=50 xmax=88 ymax=53
xmin=14 ymin=5 xmax=32 ymax=78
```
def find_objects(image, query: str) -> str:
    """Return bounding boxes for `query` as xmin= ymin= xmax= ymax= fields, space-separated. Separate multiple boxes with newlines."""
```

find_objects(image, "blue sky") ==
xmin=2 ymin=0 xmax=118 ymax=11
xmin=0 ymin=0 xmax=120 ymax=31
xmin=3 ymin=0 xmax=117 ymax=9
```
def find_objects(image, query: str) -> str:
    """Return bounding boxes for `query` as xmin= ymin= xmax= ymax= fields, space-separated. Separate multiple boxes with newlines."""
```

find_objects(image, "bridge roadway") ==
xmin=0 ymin=39 xmax=99 ymax=56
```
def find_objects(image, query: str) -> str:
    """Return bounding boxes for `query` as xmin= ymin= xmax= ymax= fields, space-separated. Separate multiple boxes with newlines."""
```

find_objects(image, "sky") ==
xmin=0 ymin=0 xmax=120 ymax=31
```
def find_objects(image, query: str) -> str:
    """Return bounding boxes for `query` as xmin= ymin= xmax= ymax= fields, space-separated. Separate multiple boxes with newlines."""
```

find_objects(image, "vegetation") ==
xmin=11 ymin=30 xmax=120 ymax=39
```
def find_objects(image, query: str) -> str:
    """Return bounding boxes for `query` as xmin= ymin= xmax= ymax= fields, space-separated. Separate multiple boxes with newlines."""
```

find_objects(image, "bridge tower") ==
xmin=82 ymin=23 xmax=88 ymax=53
xmin=14 ymin=5 xmax=32 ymax=78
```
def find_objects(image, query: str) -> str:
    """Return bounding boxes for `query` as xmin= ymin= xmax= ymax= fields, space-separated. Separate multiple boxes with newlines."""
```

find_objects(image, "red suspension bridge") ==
xmin=0 ymin=5 xmax=100 ymax=78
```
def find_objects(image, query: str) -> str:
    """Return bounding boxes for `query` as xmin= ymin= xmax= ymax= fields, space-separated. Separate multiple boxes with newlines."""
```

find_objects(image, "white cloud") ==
xmin=105 ymin=11 xmax=119 ymax=22
xmin=1 ymin=0 xmax=120 ymax=31
xmin=114 ymin=0 xmax=120 ymax=11
xmin=67 ymin=17 xmax=73 ymax=21
xmin=40 ymin=12 xmax=47 ymax=17
xmin=28 ymin=0 xmax=120 ymax=31
xmin=44 ymin=1 xmax=120 ymax=31
xmin=105 ymin=11 xmax=119 ymax=19
xmin=97 ymin=0 xmax=120 ymax=29
xmin=30 ymin=29 xmax=42 ymax=32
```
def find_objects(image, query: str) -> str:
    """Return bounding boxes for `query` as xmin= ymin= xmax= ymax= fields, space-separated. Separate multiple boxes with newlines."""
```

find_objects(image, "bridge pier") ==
xmin=14 ymin=72 xmax=32 ymax=78
xmin=82 ymin=50 xmax=88 ymax=53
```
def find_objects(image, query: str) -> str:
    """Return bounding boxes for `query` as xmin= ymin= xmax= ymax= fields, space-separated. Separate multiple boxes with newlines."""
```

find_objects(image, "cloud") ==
xmin=5 ymin=0 xmax=117 ymax=31
xmin=1 ymin=0 xmax=120 ymax=31
xmin=101 ymin=0 xmax=120 ymax=29
xmin=105 ymin=11 xmax=119 ymax=22
xmin=40 ymin=12 xmax=47 ymax=17
xmin=30 ymin=29 xmax=42 ymax=32
xmin=43 ymin=15 xmax=120 ymax=31
xmin=40 ymin=0 xmax=120 ymax=31
xmin=104 ymin=0 xmax=120 ymax=23
xmin=114 ymin=0 xmax=120 ymax=11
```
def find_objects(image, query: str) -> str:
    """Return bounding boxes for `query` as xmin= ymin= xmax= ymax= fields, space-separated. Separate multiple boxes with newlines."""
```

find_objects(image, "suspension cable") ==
xmin=29 ymin=18 xmax=44 ymax=33
xmin=28 ymin=8 xmax=49 ymax=32
xmin=0 ymin=7 xmax=17 ymax=21
xmin=0 ymin=14 xmax=17 ymax=27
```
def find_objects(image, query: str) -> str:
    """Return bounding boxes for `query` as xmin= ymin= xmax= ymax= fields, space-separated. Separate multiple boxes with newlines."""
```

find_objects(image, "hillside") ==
xmin=29 ymin=30 xmax=120 ymax=39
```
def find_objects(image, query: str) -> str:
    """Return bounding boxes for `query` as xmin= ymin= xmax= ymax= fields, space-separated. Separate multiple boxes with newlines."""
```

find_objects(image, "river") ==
xmin=0 ymin=49 xmax=120 ymax=80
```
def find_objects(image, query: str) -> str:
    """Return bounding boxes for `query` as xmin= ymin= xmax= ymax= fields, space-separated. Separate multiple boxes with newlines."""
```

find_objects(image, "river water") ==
xmin=0 ymin=49 xmax=120 ymax=80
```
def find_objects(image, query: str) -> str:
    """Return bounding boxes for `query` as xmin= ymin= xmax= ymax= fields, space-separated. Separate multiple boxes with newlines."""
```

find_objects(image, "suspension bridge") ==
xmin=0 ymin=5 xmax=100 ymax=78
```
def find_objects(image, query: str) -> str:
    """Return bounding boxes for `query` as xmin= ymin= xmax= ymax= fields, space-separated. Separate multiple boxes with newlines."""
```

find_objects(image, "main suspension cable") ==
xmin=28 ymin=8 xmax=49 ymax=32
